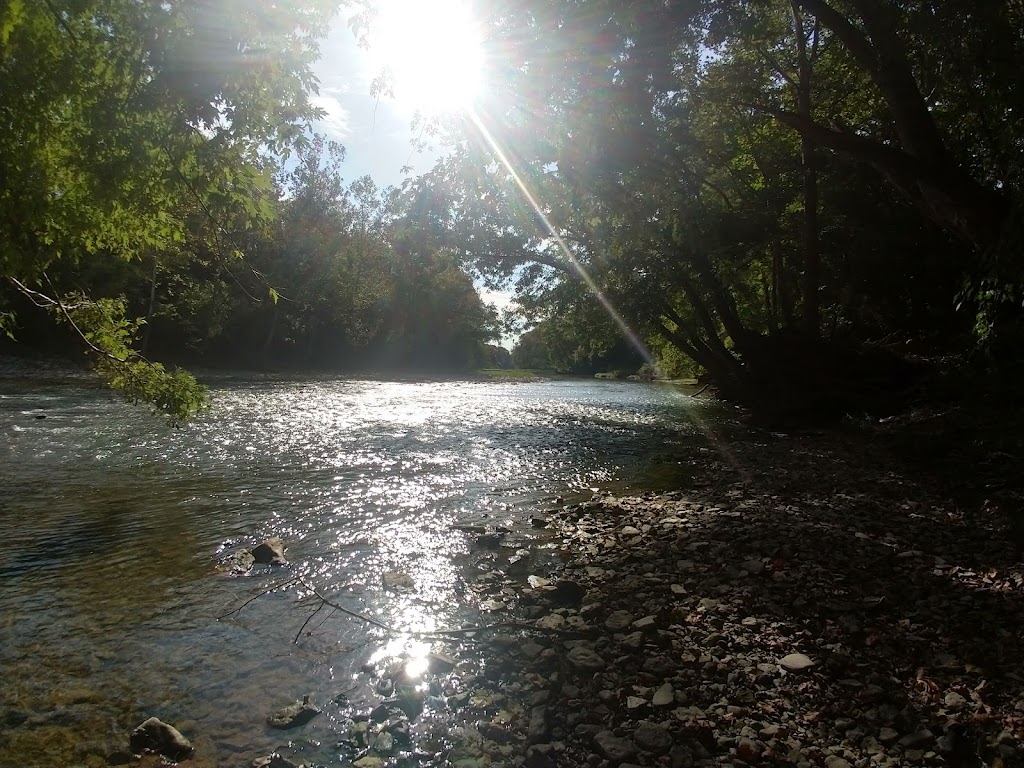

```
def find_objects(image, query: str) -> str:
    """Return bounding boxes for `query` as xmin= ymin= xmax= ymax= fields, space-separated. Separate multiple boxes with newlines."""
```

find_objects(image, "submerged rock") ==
xmin=129 ymin=716 xmax=194 ymax=760
xmin=252 ymin=754 xmax=304 ymax=768
xmin=219 ymin=548 xmax=256 ymax=575
xmin=267 ymin=696 xmax=320 ymax=729
xmin=382 ymin=571 xmax=415 ymax=591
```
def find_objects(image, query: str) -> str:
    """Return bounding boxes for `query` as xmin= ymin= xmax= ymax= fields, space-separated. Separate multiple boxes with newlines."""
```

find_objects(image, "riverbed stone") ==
xmin=528 ymin=705 xmax=549 ymax=744
xmin=382 ymin=571 xmax=414 ymax=591
xmin=129 ymin=717 xmax=194 ymax=760
xmin=605 ymin=610 xmax=634 ymax=632
xmin=633 ymin=721 xmax=672 ymax=754
xmin=566 ymin=645 xmax=605 ymax=672
xmin=252 ymin=754 xmax=303 ymax=768
xmin=267 ymin=697 xmax=320 ymax=729
xmin=652 ymin=682 xmax=675 ymax=707
xmin=779 ymin=653 xmax=815 ymax=672
xmin=593 ymin=730 xmax=636 ymax=763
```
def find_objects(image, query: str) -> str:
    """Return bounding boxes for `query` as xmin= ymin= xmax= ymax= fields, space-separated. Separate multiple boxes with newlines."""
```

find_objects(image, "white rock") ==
xmin=779 ymin=653 xmax=815 ymax=672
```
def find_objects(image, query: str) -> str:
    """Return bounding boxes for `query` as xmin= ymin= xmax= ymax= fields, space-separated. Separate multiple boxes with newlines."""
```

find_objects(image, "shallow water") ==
xmin=0 ymin=376 xmax=727 ymax=766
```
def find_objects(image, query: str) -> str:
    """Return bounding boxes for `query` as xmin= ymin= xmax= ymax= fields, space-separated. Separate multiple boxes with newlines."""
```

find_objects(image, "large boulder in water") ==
xmin=129 ymin=716 xmax=194 ymax=760
xmin=251 ymin=537 xmax=287 ymax=565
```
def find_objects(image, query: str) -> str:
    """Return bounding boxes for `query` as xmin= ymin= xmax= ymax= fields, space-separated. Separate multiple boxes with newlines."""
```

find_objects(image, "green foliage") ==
xmin=0 ymin=0 xmax=336 ymax=418
xmin=50 ymin=294 xmax=208 ymax=424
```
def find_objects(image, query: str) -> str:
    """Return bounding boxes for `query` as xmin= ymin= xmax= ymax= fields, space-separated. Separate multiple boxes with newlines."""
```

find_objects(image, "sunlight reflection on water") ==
xmin=0 ymin=377 xmax=725 ymax=766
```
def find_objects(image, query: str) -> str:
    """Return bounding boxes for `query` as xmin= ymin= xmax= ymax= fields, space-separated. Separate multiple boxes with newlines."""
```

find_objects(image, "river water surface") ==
xmin=0 ymin=375 xmax=729 ymax=767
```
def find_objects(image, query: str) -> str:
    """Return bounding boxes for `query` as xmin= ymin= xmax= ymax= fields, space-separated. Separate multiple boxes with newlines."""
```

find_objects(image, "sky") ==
xmin=310 ymin=19 xmax=437 ymax=188
xmin=309 ymin=14 xmax=516 ymax=345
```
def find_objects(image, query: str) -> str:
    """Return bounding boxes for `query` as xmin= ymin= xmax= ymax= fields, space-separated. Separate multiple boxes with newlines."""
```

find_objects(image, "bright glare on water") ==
xmin=0 ymin=376 xmax=724 ymax=766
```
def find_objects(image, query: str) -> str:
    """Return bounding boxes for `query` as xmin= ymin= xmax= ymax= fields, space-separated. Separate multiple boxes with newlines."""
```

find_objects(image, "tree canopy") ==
xmin=423 ymin=0 xmax=1023 ymax=417
xmin=0 ymin=0 xmax=499 ymax=419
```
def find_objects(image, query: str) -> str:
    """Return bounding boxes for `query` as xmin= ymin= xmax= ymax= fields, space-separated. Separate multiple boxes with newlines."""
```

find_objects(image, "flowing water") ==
xmin=0 ymin=374 xmax=732 ymax=767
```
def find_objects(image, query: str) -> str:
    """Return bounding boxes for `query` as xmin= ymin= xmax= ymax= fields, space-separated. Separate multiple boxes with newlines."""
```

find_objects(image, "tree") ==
xmin=0 ymin=0 xmax=336 ymax=419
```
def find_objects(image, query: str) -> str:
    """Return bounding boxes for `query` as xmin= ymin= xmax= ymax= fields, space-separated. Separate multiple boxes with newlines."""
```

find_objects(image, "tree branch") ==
xmin=795 ymin=0 xmax=876 ymax=75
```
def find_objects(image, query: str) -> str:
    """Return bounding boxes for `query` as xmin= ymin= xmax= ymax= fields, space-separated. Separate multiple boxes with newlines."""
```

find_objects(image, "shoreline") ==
xmin=401 ymin=431 xmax=1023 ymax=768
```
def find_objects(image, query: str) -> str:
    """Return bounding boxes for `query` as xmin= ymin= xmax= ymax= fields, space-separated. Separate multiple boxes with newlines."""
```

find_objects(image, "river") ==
xmin=0 ymin=375 xmax=731 ymax=767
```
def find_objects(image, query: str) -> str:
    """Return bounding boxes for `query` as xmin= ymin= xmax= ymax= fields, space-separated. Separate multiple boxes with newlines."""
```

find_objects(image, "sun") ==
xmin=365 ymin=0 xmax=484 ymax=114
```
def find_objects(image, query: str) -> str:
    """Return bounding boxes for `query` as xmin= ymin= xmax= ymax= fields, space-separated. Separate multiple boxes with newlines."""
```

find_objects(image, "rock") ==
xmin=526 ymin=743 xmax=557 ymax=768
xmin=382 ymin=571 xmax=414 ymax=591
xmin=252 ymin=755 xmax=302 ymax=768
xmin=221 ymin=549 xmax=256 ymax=575
xmin=897 ymin=730 xmax=934 ymax=749
xmin=531 ymin=517 xmax=550 ymax=528
xmin=634 ymin=721 xmax=672 ymax=754
xmin=536 ymin=614 xmax=566 ymax=630
xmin=632 ymin=615 xmax=657 ymax=630
xmin=736 ymin=737 xmax=763 ymax=763
xmin=626 ymin=696 xmax=647 ymax=709
xmin=267 ymin=697 xmax=320 ymax=729
xmin=824 ymin=756 xmax=852 ymax=768
xmin=251 ymin=537 xmax=287 ymax=565
xmin=475 ymin=533 xmax=504 ymax=548
xmin=834 ymin=717 xmax=855 ymax=732
xmin=740 ymin=559 xmax=765 ymax=575
xmin=551 ymin=580 xmax=587 ymax=605
xmin=594 ymin=730 xmax=637 ymax=763
xmin=779 ymin=653 xmax=815 ymax=672
xmin=943 ymin=691 xmax=967 ymax=711
xmin=353 ymin=758 xmax=384 ymax=768
xmin=652 ymin=682 xmax=675 ymax=707
xmin=521 ymin=641 xmax=546 ymax=659
xmin=428 ymin=652 xmax=456 ymax=673
xmin=566 ymin=645 xmax=606 ymax=672
xmin=129 ymin=717 xmax=194 ymax=760
xmin=621 ymin=526 xmax=641 ymax=536
xmin=528 ymin=705 xmax=549 ymax=744
xmin=879 ymin=727 xmax=900 ymax=745
xmin=605 ymin=610 xmax=635 ymax=632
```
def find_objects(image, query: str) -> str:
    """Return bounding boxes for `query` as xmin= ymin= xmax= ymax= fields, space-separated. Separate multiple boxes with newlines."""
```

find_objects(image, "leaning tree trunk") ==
xmin=791 ymin=4 xmax=821 ymax=336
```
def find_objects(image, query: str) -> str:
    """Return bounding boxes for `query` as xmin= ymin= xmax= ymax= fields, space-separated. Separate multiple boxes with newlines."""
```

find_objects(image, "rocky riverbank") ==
xmin=340 ymin=427 xmax=1024 ymax=768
